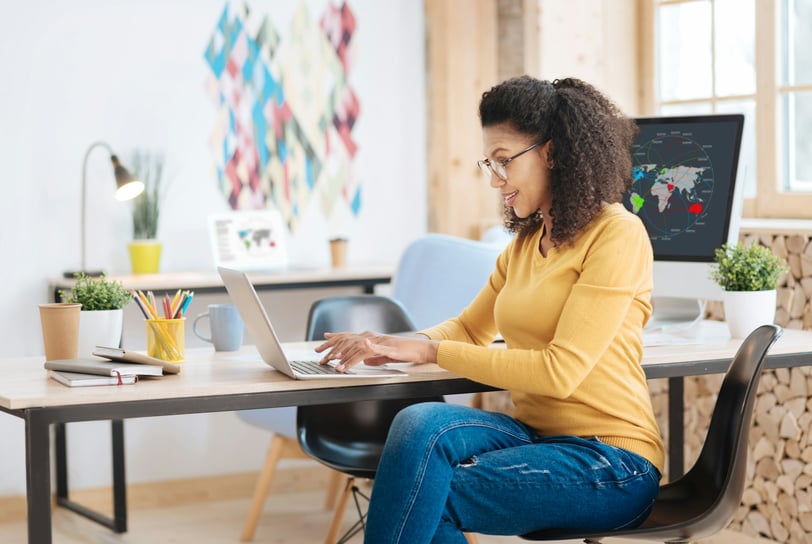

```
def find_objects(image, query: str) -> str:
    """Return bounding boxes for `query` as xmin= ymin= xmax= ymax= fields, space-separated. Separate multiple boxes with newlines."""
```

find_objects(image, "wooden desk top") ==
xmin=639 ymin=325 xmax=812 ymax=377
xmin=2 ymin=327 xmax=811 ymax=412
xmin=49 ymin=263 xmax=395 ymax=292
xmin=0 ymin=343 xmax=455 ymax=411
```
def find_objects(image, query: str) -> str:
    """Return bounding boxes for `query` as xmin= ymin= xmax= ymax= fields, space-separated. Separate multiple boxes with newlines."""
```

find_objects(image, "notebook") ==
xmin=44 ymin=358 xmax=164 ymax=377
xmin=50 ymin=370 xmax=138 ymax=387
xmin=92 ymin=346 xmax=183 ymax=374
xmin=217 ymin=266 xmax=407 ymax=380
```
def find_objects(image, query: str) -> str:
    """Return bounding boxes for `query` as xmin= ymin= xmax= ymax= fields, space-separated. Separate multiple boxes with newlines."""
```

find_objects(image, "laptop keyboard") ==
xmin=289 ymin=359 xmax=340 ymax=375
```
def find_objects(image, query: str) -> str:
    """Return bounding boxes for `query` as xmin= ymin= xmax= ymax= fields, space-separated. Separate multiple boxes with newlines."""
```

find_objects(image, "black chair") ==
xmin=521 ymin=324 xmax=782 ymax=544
xmin=297 ymin=295 xmax=446 ymax=544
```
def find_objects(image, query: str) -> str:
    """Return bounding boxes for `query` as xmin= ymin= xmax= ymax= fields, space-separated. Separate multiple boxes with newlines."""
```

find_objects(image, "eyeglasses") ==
xmin=477 ymin=142 xmax=540 ymax=182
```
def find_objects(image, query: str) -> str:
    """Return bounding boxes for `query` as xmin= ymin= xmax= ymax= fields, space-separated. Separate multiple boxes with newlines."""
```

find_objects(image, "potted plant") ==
xmin=710 ymin=243 xmax=788 ymax=338
xmin=60 ymin=273 xmax=132 ymax=357
xmin=128 ymin=151 xmax=165 ymax=274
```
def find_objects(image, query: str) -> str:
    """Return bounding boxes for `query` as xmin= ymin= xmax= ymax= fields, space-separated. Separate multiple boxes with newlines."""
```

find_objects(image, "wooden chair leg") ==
xmin=323 ymin=470 xmax=344 ymax=510
xmin=324 ymin=476 xmax=353 ymax=544
xmin=240 ymin=435 xmax=288 ymax=542
xmin=464 ymin=532 xmax=479 ymax=544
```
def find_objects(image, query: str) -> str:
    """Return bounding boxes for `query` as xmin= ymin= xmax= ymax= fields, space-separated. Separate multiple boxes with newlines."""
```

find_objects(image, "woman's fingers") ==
xmin=314 ymin=332 xmax=341 ymax=353
xmin=334 ymin=344 xmax=372 ymax=371
xmin=313 ymin=332 xmax=435 ymax=372
xmin=316 ymin=332 xmax=362 ymax=362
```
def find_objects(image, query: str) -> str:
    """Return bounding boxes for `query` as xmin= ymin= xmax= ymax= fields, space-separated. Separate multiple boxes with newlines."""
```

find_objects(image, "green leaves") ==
xmin=710 ymin=243 xmax=788 ymax=292
xmin=132 ymin=188 xmax=160 ymax=240
xmin=130 ymin=151 xmax=164 ymax=240
xmin=60 ymin=274 xmax=132 ymax=311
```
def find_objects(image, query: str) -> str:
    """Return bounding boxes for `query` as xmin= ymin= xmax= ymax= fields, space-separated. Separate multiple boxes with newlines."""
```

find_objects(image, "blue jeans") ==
xmin=364 ymin=402 xmax=660 ymax=544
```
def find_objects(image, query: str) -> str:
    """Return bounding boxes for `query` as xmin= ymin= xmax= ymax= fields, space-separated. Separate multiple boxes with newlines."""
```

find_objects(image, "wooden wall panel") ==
xmin=425 ymin=0 xmax=501 ymax=238
xmin=426 ymin=0 xmax=640 ymax=238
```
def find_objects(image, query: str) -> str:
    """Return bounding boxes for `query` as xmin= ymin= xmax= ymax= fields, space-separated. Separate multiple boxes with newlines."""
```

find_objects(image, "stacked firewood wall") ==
xmin=706 ymin=230 xmax=812 ymax=541
xmin=706 ymin=231 xmax=812 ymax=329
xmin=479 ymin=228 xmax=812 ymax=542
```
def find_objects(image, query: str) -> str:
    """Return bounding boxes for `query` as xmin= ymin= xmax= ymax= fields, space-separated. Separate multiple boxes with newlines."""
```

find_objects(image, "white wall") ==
xmin=0 ymin=0 xmax=426 ymax=497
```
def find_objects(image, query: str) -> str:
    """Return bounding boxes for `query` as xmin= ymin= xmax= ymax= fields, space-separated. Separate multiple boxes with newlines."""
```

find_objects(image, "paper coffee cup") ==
xmin=329 ymin=238 xmax=348 ymax=268
xmin=39 ymin=303 xmax=82 ymax=361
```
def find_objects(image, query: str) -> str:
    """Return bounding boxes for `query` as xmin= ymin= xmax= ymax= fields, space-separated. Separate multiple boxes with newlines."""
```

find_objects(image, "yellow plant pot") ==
xmin=128 ymin=240 xmax=162 ymax=275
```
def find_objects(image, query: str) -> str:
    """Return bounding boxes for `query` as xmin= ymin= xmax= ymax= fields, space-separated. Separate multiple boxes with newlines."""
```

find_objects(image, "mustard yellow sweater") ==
xmin=421 ymin=204 xmax=665 ymax=474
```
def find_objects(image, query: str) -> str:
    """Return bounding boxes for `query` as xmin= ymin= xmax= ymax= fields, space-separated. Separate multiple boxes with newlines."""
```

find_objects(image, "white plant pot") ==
xmin=77 ymin=309 xmax=124 ymax=358
xmin=722 ymin=289 xmax=777 ymax=339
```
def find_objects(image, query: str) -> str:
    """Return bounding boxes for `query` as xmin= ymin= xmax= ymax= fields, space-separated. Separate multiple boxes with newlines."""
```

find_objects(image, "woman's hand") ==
xmin=315 ymin=332 xmax=440 ymax=372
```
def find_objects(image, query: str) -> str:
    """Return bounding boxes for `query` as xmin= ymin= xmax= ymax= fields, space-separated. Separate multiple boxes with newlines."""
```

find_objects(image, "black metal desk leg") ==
xmin=55 ymin=422 xmax=68 ymax=499
xmin=25 ymin=410 xmax=53 ymax=544
xmin=111 ymin=419 xmax=127 ymax=532
xmin=53 ymin=420 xmax=128 ymax=533
xmin=668 ymin=376 xmax=685 ymax=480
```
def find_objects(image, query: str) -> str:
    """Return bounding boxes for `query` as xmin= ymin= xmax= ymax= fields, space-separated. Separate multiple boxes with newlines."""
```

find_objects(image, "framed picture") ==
xmin=208 ymin=210 xmax=288 ymax=271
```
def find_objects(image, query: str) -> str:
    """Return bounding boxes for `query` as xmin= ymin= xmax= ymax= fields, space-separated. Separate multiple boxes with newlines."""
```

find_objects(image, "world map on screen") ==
xmin=238 ymin=228 xmax=276 ymax=252
xmin=627 ymin=133 xmax=714 ymax=241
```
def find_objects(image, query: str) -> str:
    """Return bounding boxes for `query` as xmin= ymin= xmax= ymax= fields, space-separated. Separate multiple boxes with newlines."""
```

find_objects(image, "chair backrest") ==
xmin=480 ymin=224 xmax=514 ymax=246
xmin=646 ymin=324 xmax=782 ymax=537
xmin=392 ymin=234 xmax=502 ymax=330
xmin=305 ymin=295 xmax=415 ymax=341
xmin=298 ymin=295 xmax=441 ymax=477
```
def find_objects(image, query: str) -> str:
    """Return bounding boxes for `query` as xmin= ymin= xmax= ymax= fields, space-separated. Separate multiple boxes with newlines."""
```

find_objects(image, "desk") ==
xmin=3 ymin=328 xmax=812 ymax=544
xmin=1 ymin=345 xmax=492 ymax=544
xmin=47 ymin=263 xmax=394 ymax=531
xmin=49 ymin=264 xmax=395 ymax=301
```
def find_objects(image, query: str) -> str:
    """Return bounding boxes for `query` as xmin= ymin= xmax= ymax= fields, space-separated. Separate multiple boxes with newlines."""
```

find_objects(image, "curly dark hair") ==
xmin=479 ymin=76 xmax=638 ymax=245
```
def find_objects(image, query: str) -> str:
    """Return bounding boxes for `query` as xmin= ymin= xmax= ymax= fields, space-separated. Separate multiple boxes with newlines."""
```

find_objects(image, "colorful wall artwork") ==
xmin=204 ymin=0 xmax=360 ymax=232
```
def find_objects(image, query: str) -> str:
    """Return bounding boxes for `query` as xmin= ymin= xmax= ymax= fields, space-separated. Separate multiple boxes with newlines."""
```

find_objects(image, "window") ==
xmin=780 ymin=0 xmax=812 ymax=192
xmin=650 ymin=0 xmax=812 ymax=217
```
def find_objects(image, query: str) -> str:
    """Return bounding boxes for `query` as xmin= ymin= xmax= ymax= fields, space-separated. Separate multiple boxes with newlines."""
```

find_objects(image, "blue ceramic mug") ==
xmin=193 ymin=304 xmax=244 ymax=351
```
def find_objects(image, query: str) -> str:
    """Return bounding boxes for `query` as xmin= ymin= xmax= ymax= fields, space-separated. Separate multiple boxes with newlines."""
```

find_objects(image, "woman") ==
xmin=316 ymin=76 xmax=665 ymax=543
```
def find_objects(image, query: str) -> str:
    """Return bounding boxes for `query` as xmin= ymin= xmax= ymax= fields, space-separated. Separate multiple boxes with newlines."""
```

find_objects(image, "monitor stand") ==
xmin=646 ymin=296 xmax=706 ymax=335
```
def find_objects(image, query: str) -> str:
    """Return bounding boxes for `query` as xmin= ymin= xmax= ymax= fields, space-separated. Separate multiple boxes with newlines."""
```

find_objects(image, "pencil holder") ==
xmin=146 ymin=318 xmax=185 ymax=363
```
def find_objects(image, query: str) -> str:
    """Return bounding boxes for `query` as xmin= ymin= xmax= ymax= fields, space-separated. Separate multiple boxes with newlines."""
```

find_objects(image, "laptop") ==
xmin=218 ymin=266 xmax=407 ymax=380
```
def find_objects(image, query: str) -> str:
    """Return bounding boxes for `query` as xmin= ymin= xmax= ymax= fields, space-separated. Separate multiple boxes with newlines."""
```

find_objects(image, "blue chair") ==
xmin=392 ymin=233 xmax=503 ymax=408
xmin=480 ymin=224 xmax=514 ymax=246
xmin=238 ymin=234 xmax=502 ymax=541
xmin=392 ymin=233 xmax=504 ymax=331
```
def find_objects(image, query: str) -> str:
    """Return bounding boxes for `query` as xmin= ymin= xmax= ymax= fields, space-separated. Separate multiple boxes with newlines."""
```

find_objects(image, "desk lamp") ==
xmin=63 ymin=141 xmax=145 ymax=278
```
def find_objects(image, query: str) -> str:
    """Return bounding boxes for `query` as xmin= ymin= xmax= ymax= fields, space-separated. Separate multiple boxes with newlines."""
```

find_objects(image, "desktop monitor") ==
xmin=622 ymin=114 xmax=745 ymax=324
